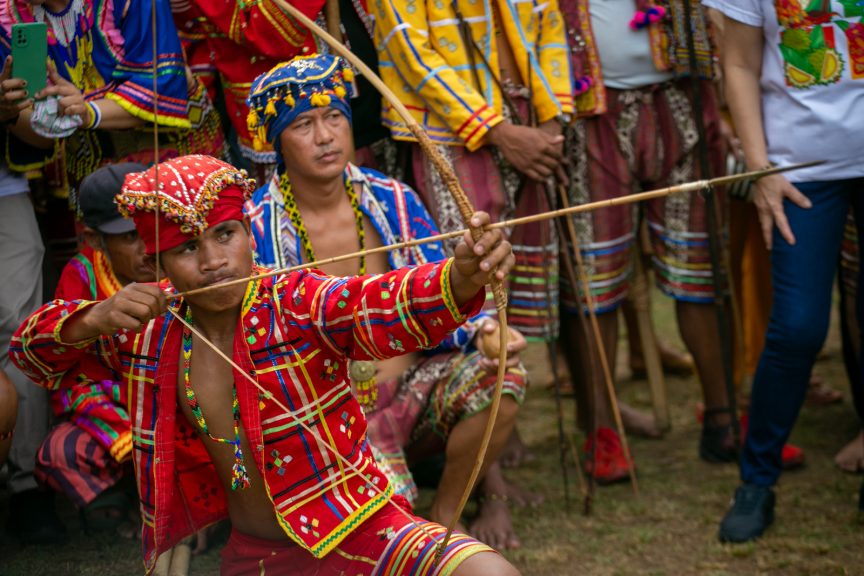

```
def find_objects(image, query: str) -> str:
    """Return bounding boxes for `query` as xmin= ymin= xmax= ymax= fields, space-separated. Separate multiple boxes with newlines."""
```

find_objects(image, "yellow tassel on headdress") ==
xmin=246 ymin=109 xmax=259 ymax=132
xmin=283 ymin=92 xmax=295 ymax=107
xmin=310 ymin=92 xmax=331 ymax=107
xmin=253 ymin=136 xmax=265 ymax=152
xmin=334 ymin=85 xmax=346 ymax=99
xmin=343 ymin=67 xmax=355 ymax=82
xmin=265 ymin=97 xmax=278 ymax=117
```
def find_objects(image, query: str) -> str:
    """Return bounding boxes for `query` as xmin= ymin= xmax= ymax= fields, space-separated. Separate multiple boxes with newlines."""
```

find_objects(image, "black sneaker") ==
xmin=7 ymin=488 xmax=67 ymax=545
xmin=718 ymin=484 xmax=775 ymax=543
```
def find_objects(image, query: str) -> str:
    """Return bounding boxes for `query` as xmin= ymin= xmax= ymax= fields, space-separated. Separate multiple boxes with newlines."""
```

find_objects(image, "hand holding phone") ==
xmin=0 ymin=56 xmax=31 ymax=124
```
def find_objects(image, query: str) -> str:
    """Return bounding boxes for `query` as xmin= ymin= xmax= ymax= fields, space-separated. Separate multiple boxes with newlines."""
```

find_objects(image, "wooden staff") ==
xmin=630 ymin=237 xmax=670 ymax=431
xmin=682 ymin=0 xmax=740 ymax=447
xmin=557 ymin=185 xmax=639 ymax=496
xmin=174 ymin=161 xmax=821 ymax=300
xmin=324 ymin=0 xmax=342 ymax=39
xmin=544 ymin=183 xmax=592 ymax=511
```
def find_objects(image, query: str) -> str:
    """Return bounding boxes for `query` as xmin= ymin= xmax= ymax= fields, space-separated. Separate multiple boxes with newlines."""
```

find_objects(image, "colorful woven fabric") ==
xmin=410 ymin=89 xmax=559 ymax=341
xmin=370 ymin=0 xmax=573 ymax=150
xmin=0 ymin=0 xmax=189 ymax=126
xmin=219 ymin=495 xmax=494 ymax=576
xmin=246 ymin=163 xmax=527 ymax=501
xmin=117 ymin=155 xmax=256 ymax=254
xmin=56 ymin=245 xmax=122 ymax=302
xmin=841 ymin=210 xmax=859 ymax=295
xmin=0 ymin=0 xmax=224 ymax=183
xmin=50 ymin=245 xmax=130 ymax=462
xmin=247 ymin=162 xmax=486 ymax=351
xmin=172 ymin=0 xmax=324 ymax=163
xmin=560 ymin=0 xmax=716 ymax=119
xmin=366 ymin=351 xmax=526 ymax=502
xmin=10 ymin=260 xmax=484 ymax=572
xmin=561 ymin=79 xmax=726 ymax=313
xmin=35 ymin=421 xmax=128 ymax=508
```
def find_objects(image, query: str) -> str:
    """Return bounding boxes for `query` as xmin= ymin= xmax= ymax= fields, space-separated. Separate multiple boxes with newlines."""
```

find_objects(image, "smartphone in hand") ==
xmin=11 ymin=22 xmax=47 ymax=100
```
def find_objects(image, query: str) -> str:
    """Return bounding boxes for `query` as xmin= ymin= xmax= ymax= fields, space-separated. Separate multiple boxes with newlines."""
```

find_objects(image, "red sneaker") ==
xmin=583 ymin=427 xmax=633 ymax=485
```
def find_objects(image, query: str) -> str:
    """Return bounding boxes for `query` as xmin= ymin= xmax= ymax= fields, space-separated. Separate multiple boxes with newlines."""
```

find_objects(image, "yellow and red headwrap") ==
xmin=116 ymin=155 xmax=257 ymax=255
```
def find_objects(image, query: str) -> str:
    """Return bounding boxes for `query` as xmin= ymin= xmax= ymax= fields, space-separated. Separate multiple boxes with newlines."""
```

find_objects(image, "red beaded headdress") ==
xmin=116 ymin=155 xmax=256 ymax=255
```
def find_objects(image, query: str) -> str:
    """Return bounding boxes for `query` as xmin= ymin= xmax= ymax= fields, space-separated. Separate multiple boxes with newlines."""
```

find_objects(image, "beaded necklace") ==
xmin=278 ymin=172 xmax=378 ymax=411
xmin=278 ymin=172 xmax=366 ymax=275
xmin=182 ymin=308 xmax=251 ymax=491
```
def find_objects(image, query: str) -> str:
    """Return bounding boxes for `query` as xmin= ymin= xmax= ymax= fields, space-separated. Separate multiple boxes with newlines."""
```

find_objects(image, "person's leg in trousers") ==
xmin=0 ymin=192 xmax=64 ymax=543
xmin=720 ymin=179 xmax=853 ymax=543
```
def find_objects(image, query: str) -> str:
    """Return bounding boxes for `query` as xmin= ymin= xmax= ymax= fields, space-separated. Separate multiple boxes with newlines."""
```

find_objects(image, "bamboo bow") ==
xmin=143 ymin=0 xmax=508 ymax=561
xmin=267 ymin=0 xmax=511 ymax=559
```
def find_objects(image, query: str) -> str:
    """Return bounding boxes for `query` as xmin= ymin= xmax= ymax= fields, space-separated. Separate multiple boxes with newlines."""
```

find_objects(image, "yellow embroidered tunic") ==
xmin=371 ymin=0 xmax=575 ymax=150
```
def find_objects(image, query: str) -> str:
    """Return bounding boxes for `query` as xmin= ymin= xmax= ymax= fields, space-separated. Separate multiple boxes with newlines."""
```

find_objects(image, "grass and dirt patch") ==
xmin=1 ymin=294 xmax=861 ymax=574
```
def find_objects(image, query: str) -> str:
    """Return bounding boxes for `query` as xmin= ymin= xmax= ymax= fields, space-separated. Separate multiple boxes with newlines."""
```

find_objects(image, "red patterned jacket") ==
xmin=49 ymin=246 xmax=131 ymax=462
xmin=10 ymin=260 xmax=482 ymax=573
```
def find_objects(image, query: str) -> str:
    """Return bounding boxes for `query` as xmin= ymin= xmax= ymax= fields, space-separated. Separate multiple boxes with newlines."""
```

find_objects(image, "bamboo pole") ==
xmin=557 ymin=185 xmax=639 ymax=496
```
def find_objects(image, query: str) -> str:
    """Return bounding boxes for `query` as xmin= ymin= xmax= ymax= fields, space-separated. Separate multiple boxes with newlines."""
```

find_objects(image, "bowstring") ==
xmin=152 ymin=0 xmax=160 ymax=280
xmin=168 ymin=309 xmax=442 ymax=544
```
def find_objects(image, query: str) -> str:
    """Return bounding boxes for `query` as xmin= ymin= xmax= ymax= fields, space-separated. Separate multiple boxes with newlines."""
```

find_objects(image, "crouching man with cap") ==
xmin=10 ymin=154 xmax=521 ymax=575
xmin=33 ymin=163 xmax=151 ymax=538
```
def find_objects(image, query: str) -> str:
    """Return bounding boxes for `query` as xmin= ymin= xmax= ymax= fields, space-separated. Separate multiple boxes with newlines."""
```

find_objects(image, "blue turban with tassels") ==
xmin=246 ymin=54 xmax=355 ymax=172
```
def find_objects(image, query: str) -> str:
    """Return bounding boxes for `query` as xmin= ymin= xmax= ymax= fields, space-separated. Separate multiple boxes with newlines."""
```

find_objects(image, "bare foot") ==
xmin=504 ymin=478 xmax=544 ymax=508
xmin=620 ymin=401 xmax=663 ymax=439
xmin=500 ymin=429 xmax=536 ymax=469
xmin=835 ymin=431 xmax=864 ymax=473
xmin=469 ymin=496 xmax=521 ymax=550
xmin=806 ymin=376 xmax=843 ymax=407
xmin=427 ymin=502 xmax=468 ymax=535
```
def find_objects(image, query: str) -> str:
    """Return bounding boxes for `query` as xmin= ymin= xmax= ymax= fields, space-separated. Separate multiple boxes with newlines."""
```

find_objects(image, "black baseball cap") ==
xmin=78 ymin=163 xmax=147 ymax=234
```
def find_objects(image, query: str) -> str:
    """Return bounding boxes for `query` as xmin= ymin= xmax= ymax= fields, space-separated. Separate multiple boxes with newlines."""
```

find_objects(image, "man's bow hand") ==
xmin=449 ymin=212 xmax=514 ymax=306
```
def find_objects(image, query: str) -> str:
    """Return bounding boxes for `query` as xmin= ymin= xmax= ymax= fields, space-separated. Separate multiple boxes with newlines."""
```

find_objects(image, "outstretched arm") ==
xmin=283 ymin=212 xmax=513 ymax=360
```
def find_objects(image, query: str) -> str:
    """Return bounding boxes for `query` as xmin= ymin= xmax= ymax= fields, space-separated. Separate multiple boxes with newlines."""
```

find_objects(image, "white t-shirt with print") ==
xmin=702 ymin=0 xmax=864 ymax=182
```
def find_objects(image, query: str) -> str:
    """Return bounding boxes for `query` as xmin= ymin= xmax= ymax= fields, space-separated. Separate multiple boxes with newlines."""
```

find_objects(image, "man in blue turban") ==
xmin=245 ymin=53 xmax=533 ymax=555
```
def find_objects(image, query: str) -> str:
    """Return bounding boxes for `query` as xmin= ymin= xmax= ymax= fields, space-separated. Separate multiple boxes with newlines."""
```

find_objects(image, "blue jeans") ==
xmin=741 ymin=178 xmax=864 ymax=486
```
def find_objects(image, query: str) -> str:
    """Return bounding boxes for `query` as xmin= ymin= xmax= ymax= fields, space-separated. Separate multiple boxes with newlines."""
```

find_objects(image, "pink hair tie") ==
xmin=629 ymin=6 xmax=666 ymax=30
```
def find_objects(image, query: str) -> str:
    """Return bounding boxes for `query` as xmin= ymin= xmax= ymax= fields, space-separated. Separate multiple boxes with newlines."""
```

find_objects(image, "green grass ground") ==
xmin=1 ymin=293 xmax=862 ymax=575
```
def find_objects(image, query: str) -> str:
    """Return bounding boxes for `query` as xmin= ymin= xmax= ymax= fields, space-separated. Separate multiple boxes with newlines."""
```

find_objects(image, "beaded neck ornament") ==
xmin=182 ymin=308 xmax=251 ymax=491
xmin=278 ymin=172 xmax=366 ymax=275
